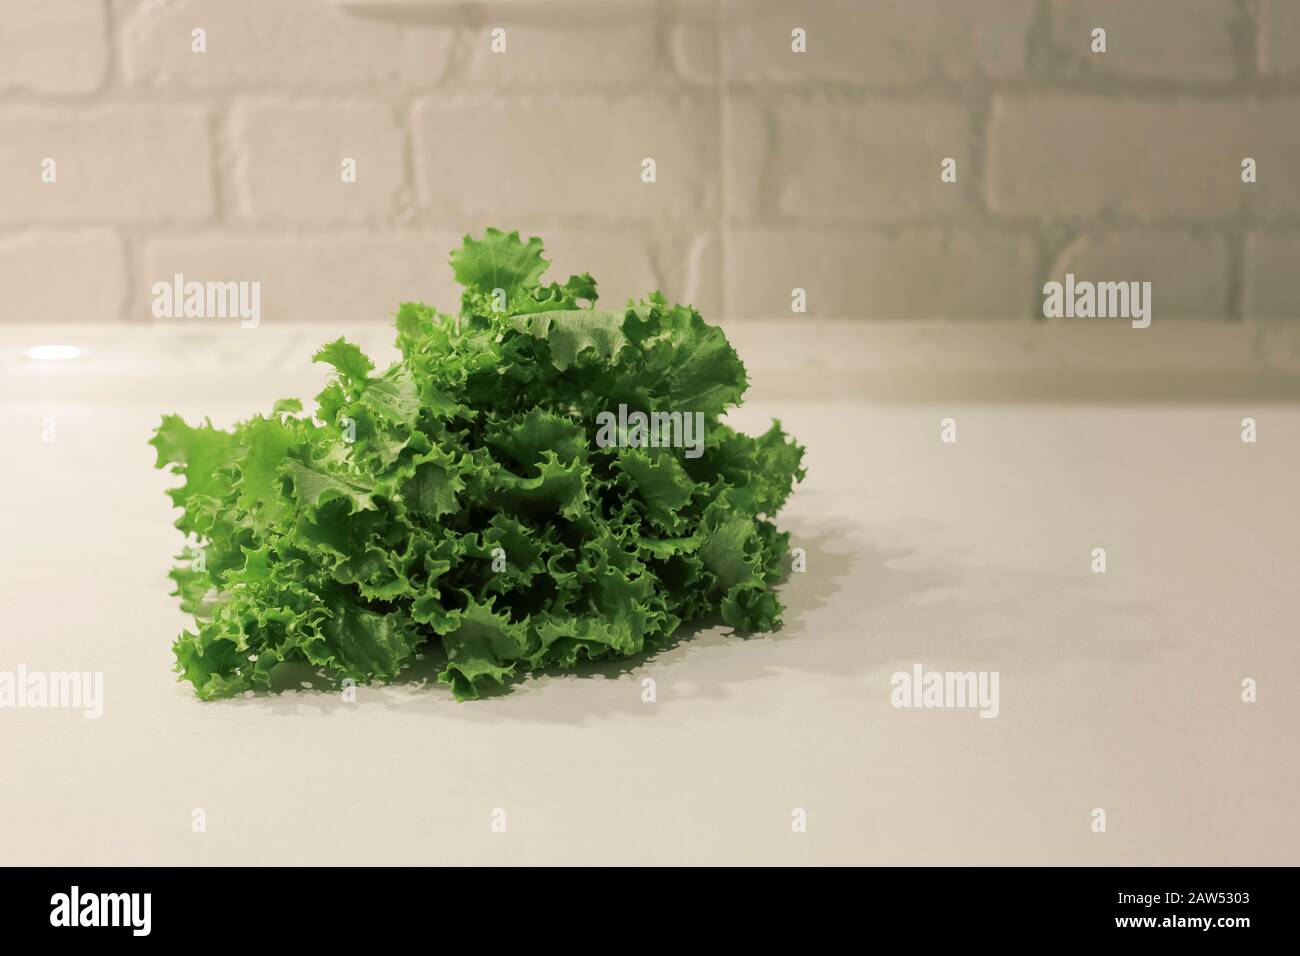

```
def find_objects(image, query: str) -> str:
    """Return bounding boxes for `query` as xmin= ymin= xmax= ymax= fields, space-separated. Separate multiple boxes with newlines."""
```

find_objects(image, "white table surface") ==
xmin=1 ymin=323 xmax=1296 ymax=865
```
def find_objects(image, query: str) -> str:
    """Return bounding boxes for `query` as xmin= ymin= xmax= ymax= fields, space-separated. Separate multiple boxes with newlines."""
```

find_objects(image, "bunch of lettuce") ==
xmin=151 ymin=229 xmax=805 ymax=700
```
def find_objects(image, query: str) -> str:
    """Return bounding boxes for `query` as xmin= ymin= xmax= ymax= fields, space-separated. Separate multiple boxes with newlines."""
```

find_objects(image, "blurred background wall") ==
xmin=1 ymin=0 xmax=1298 ymax=327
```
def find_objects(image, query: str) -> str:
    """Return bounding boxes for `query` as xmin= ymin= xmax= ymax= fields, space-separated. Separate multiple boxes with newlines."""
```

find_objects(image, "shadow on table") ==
xmin=222 ymin=512 xmax=1163 ymax=722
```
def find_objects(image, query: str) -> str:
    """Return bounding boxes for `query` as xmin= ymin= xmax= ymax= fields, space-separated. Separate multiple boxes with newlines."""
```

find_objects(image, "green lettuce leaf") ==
xmin=153 ymin=228 xmax=805 ymax=701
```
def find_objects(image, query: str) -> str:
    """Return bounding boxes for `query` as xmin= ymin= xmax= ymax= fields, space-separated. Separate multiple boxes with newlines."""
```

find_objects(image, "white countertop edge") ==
xmin=4 ymin=319 xmax=1300 ymax=402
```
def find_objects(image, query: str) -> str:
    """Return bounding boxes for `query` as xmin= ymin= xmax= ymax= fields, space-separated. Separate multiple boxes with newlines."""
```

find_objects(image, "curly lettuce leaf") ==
xmin=153 ymin=228 xmax=805 ymax=701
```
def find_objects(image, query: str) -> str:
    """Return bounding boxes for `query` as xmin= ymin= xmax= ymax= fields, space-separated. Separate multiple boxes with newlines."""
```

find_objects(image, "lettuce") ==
xmin=151 ymin=229 xmax=805 ymax=701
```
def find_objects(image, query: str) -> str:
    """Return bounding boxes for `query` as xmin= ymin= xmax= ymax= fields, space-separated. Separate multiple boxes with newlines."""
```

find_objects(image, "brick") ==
xmin=135 ymin=229 xmax=715 ymax=325
xmin=670 ymin=0 xmax=720 ymax=83
xmin=1049 ymin=231 xmax=1230 ymax=320
xmin=0 ymin=106 xmax=212 ymax=224
xmin=987 ymin=96 xmax=1300 ymax=220
xmin=518 ymin=228 xmax=659 ymax=307
xmin=462 ymin=227 xmax=717 ymax=317
xmin=0 ymin=231 xmax=126 ymax=322
xmin=726 ymin=97 xmax=972 ymax=223
xmin=1245 ymin=233 xmax=1300 ymax=319
xmin=725 ymin=228 xmax=1037 ymax=319
xmin=721 ymin=100 xmax=766 ymax=221
xmin=461 ymin=3 xmax=660 ymax=89
xmin=1260 ymin=0 xmax=1300 ymax=73
xmin=1051 ymin=0 xmax=1239 ymax=81
xmin=710 ymin=0 xmax=1035 ymax=86
xmin=524 ymin=227 xmax=720 ymax=316
xmin=675 ymin=231 xmax=723 ymax=319
xmin=229 ymin=102 xmax=405 ymax=224
xmin=0 ymin=0 xmax=107 ymax=94
xmin=121 ymin=0 xmax=452 ymax=91
xmin=412 ymin=96 xmax=718 ymax=223
xmin=138 ymin=234 xmax=460 ymax=324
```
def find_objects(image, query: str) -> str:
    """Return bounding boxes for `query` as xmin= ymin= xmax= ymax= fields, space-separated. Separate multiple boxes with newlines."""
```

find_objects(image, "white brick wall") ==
xmin=0 ymin=0 xmax=108 ymax=95
xmin=712 ymin=0 xmax=1037 ymax=85
xmin=120 ymin=0 xmax=453 ymax=91
xmin=726 ymin=228 xmax=1038 ymax=320
xmin=0 ymin=106 xmax=212 ymax=223
xmin=987 ymin=97 xmax=1300 ymax=220
xmin=458 ymin=4 xmax=663 ymax=91
xmin=410 ymin=95 xmax=719 ymax=223
xmin=139 ymin=233 xmax=459 ymax=324
xmin=0 ymin=231 xmax=126 ymax=322
xmin=726 ymin=98 xmax=973 ymax=223
xmin=1050 ymin=0 xmax=1240 ymax=81
xmin=1245 ymin=233 xmax=1300 ymax=318
xmin=229 ymin=102 xmax=406 ymax=224
xmin=1050 ymin=232 xmax=1230 ymax=320
xmin=1 ymin=0 xmax=1299 ymax=325
xmin=1260 ymin=0 xmax=1300 ymax=74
